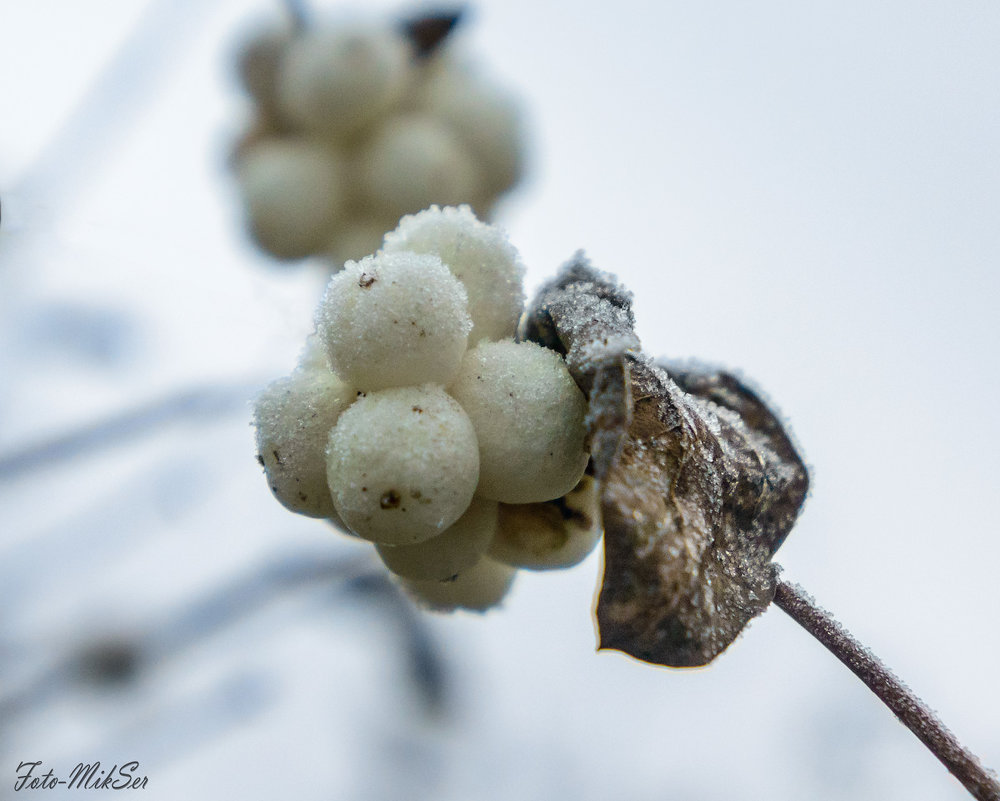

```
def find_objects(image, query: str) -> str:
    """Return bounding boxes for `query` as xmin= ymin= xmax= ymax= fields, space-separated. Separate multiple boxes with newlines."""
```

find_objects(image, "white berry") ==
xmin=326 ymin=214 xmax=395 ymax=267
xmin=254 ymin=365 xmax=356 ymax=518
xmin=315 ymin=251 xmax=471 ymax=391
xmin=400 ymin=556 xmax=516 ymax=612
xmin=448 ymin=340 xmax=589 ymax=504
xmin=490 ymin=476 xmax=602 ymax=569
xmin=326 ymin=385 xmax=479 ymax=544
xmin=235 ymin=22 xmax=293 ymax=121
xmin=278 ymin=25 xmax=411 ymax=141
xmin=376 ymin=497 xmax=497 ymax=581
xmin=237 ymin=140 xmax=345 ymax=260
xmin=420 ymin=62 xmax=524 ymax=200
xmin=357 ymin=114 xmax=480 ymax=218
xmin=383 ymin=205 xmax=525 ymax=343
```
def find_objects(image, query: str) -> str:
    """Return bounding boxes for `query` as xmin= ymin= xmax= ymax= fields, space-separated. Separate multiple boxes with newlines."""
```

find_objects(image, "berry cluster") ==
xmin=253 ymin=206 xmax=602 ymax=610
xmin=231 ymin=11 xmax=524 ymax=266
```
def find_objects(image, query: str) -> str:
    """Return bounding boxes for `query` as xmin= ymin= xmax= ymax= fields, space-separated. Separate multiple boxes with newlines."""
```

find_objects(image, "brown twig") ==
xmin=773 ymin=578 xmax=1000 ymax=801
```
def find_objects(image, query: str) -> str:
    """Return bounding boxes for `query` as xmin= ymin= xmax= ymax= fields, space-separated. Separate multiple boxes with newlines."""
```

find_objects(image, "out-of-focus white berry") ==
xmin=278 ymin=25 xmax=411 ymax=141
xmin=383 ymin=205 xmax=525 ymax=343
xmin=449 ymin=340 xmax=589 ymax=504
xmin=376 ymin=497 xmax=497 ymax=581
xmin=326 ymin=385 xmax=479 ymax=544
xmin=490 ymin=476 xmax=603 ymax=569
xmin=230 ymin=11 xmax=529 ymax=269
xmin=237 ymin=140 xmax=345 ymax=260
xmin=420 ymin=61 xmax=524 ymax=200
xmin=236 ymin=22 xmax=293 ymax=121
xmin=254 ymin=366 xmax=356 ymax=518
xmin=325 ymin=213 xmax=394 ymax=267
xmin=315 ymin=251 xmax=471 ymax=391
xmin=401 ymin=556 xmax=516 ymax=612
xmin=358 ymin=115 xmax=480 ymax=219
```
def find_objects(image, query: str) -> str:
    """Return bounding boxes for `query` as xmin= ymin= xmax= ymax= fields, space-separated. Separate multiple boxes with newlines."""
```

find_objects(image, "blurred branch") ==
xmin=774 ymin=579 xmax=1000 ymax=801
xmin=0 ymin=549 xmax=369 ymax=721
xmin=99 ymin=670 xmax=277 ymax=768
xmin=341 ymin=572 xmax=448 ymax=714
xmin=0 ymin=548 xmax=448 ymax=722
xmin=10 ymin=0 xmax=223 ymax=228
xmin=0 ymin=380 xmax=263 ymax=481
xmin=149 ymin=549 xmax=373 ymax=659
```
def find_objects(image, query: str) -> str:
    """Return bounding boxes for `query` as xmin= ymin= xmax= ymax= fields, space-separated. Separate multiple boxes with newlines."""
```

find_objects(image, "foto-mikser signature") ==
xmin=15 ymin=761 xmax=148 ymax=791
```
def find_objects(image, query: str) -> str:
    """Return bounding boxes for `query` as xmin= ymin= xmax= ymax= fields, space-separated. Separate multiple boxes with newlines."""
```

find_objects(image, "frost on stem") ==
xmin=521 ymin=255 xmax=810 ymax=667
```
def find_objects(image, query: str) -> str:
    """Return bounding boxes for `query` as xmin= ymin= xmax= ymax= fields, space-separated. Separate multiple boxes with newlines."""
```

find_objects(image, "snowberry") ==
xmin=254 ymin=365 xmax=356 ymax=518
xmin=490 ymin=476 xmax=602 ymax=569
xmin=237 ymin=140 xmax=346 ymax=260
xmin=449 ymin=340 xmax=589 ymax=504
xmin=326 ymin=385 xmax=479 ymax=545
xmin=230 ymin=12 xmax=527 ymax=268
xmin=419 ymin=61 xmax=524 ymax=201
xmin=277 ymin=25 xmax=411 ymax=142
xmin=325 ymin=214 xmax=396 ymax=267
xmin=235 ymin=22 xmax=293 ymax=123
xmin=358 ymin=115 xmax=480 ymax=219
xmin=383 ymin=205 xmax=525 ymax=343
xmin=315 ymin=251 xmax=471 ymax=391
xmin=400 ymin=556 xmax=516 ymax=612
xmin=296 ymin=332 xmax=332 ymax=372
xmin=376 ymin=497 xmax=497 ymax=581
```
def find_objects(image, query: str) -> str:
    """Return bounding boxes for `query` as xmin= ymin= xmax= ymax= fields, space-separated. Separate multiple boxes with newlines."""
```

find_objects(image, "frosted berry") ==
xmin=376 ymin=497 xmax=497 ymax=581
xmin=315 ymin=251 xmax=471 ymax=391
xmin=384 ymin=205 xmax=525 ymax=343
xmin=326 ymin=385 xmax=479 ymax=544
xmin=448 ymin=340 xmax=589 ymax=503
xmin=254 ymin=365 xmax=355 ymax=518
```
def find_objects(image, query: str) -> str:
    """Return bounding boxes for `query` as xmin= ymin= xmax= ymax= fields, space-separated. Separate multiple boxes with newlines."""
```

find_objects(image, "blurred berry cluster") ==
xmin=231 ymin=9 xmax=525 ymax=266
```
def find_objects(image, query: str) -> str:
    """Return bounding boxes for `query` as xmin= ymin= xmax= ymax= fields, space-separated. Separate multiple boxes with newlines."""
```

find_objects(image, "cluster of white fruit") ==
xmin=231 ymin=10 xmax=525 ymax=266
xmin=253 ymin=206 xmax=602 ymax=610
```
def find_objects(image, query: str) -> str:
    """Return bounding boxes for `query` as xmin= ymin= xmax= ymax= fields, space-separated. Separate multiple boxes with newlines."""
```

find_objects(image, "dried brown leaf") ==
xmin=521 ymin=254 xmax=809 ymax=667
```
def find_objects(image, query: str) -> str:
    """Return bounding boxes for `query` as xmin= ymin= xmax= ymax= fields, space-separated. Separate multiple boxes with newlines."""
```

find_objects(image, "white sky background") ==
xmin=1 ymin=1 xmax=998 ymax=800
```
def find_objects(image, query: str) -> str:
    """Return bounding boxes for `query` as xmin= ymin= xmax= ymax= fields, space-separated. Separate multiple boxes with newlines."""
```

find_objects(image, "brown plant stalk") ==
xmin=521 ymin=254 xmax=998 ymax=800
xmin=773 ymin=579 xmax=1000 ymax=801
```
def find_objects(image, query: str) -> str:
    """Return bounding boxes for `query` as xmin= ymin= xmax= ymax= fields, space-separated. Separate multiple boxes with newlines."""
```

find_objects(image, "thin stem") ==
xmin=10 ymin=0 xmax=222 ymax=224
xmin=773 ymin=578 xmax=1000 ymax=801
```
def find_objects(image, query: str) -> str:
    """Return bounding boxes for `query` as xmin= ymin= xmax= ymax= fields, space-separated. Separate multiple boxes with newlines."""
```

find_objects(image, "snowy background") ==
xmin=1 ymin=1 xmax=998 ymax=799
